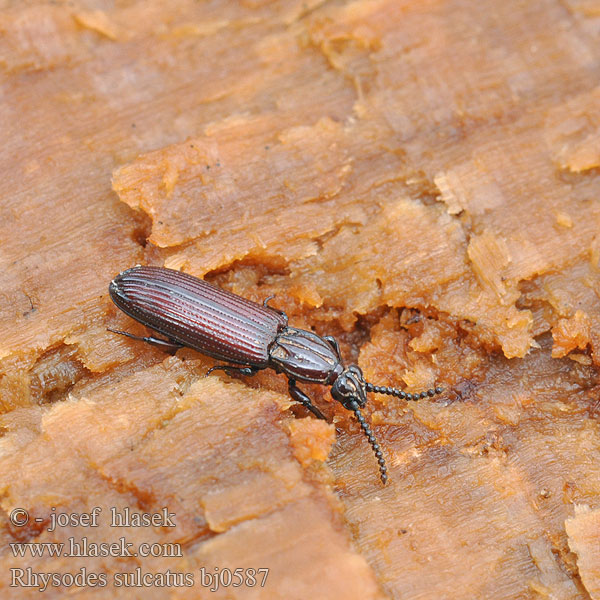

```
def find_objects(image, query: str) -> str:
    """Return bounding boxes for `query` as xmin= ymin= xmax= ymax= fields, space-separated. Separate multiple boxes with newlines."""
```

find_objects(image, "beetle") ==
xmin=108 ymin=265 xmax=443 ymax=484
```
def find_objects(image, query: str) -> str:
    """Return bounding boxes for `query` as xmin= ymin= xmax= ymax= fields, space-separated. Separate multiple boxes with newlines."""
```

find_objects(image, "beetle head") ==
xmin=331 ymin=365 xmax=367 ymax=409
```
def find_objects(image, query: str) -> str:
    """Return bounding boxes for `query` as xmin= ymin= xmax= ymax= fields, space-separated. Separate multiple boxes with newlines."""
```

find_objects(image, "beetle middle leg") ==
xmin=206 ymin=365 xmax=259 ymax=377
xmin=107 ymin=328 xmax=184 ymax=354
xmin=263 ymin=295 xmax=288 ymax=320
xmin=287 ymin=379 xmax=327 ymax=420
xmin=323 ymin=335 xmax=341 ymax=359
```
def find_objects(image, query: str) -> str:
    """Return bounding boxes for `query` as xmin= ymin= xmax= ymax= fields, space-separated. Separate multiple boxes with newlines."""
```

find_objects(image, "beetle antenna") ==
xmin=365 ymin=382 xmax=443 ymax=401
xmin=348 ymin=400 xmax=387 ymax=484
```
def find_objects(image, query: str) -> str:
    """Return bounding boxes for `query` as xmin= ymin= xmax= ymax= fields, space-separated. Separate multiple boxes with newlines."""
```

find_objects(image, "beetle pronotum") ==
xmin=109 ymin=266 xmax=443 ymax=483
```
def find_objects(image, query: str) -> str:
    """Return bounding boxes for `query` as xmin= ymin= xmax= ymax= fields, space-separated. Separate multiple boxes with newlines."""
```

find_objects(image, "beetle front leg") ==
xmin=287 ymin=379 xmax=327 ymax=420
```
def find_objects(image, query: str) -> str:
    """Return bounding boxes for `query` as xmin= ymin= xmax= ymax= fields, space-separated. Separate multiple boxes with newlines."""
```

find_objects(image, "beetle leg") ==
xmin=323 ymin=335 xmax=341 ymax=359
xmin=206 ymin=365 xmax=259 ymax=377
xmin=262 ymin=295 xmax=288 ymax=320
xmin=107 ymin=328 xmax=183 ymax=353
xmin=287 ymin=379 xmax=327 ymax=420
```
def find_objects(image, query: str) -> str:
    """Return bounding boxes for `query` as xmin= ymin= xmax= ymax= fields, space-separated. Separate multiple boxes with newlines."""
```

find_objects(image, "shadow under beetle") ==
xmin=109 ymin=265 xmax=443 ymax=484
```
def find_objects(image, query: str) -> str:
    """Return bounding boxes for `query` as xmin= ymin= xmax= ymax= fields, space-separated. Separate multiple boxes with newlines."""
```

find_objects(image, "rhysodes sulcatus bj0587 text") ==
xmin=109 ymin=265 xmax=443 ymax=483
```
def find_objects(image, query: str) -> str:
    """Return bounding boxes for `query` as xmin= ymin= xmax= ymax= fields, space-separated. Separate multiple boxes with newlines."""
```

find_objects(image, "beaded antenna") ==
xmin=337 ymin=377 xmax=444 ymax=484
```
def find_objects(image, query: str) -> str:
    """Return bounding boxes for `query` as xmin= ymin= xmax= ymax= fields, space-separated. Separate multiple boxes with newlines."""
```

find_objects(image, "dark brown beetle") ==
xmin=109 ymin=265 xmax=443 ymax=484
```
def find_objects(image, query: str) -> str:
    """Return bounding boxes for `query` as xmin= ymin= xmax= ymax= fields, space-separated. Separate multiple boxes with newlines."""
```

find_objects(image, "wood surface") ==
xmin=1 ymin=1 xmax=599 ymax=598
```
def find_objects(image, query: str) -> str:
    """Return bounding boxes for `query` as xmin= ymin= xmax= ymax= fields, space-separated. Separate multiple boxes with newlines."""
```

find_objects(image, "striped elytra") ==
xmin=109 ymin=266 xmax=287 ymax=366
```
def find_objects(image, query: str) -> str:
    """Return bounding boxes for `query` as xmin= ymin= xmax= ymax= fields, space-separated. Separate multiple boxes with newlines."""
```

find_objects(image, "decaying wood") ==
xmin=1 ymin=1 xmax=599 ymax=598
